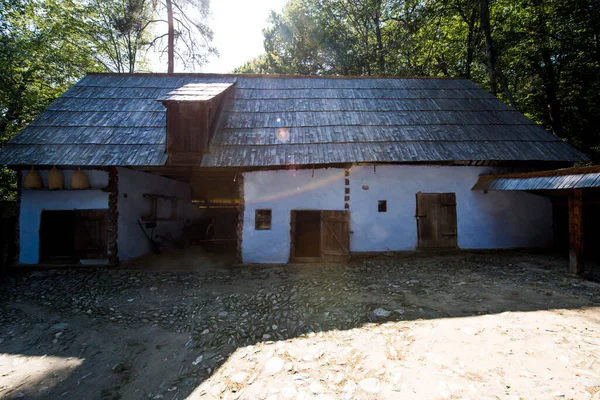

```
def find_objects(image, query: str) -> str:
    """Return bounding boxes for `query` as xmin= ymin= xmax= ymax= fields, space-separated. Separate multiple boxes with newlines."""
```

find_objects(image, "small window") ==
xmin=255 ymin=209 xmax=272 ymax=230
xmin=378 ymin=200 xmax=387 ymax=212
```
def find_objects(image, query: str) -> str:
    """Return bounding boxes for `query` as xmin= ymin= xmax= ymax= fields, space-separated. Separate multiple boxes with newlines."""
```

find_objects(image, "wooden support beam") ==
xmin=568 ymin=188 xmax=584 ymax=275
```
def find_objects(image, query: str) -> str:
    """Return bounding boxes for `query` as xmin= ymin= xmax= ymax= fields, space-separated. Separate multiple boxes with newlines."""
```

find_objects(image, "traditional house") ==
xmin=0 ymin=73 xmax=589 ymax=267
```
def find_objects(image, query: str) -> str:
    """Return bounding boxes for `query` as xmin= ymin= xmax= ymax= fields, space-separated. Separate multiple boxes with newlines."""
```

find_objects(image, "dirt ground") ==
xmin=0 ymin=249 xmax=599 ymax=400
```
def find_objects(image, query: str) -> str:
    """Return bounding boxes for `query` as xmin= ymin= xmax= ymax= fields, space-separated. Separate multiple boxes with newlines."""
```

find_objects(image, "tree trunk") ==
xmin=374 ymin=19 xmax=385 ymax=74
xmin=373 ymin=2 xmax=385 ymax=74
xmin=541 ymin=48 xmax=563 ymax=136
xmin=465 ymin=9 xmax=477 ymax=79
xmin=480 ymin=0 xmax=517 ymax=107
xmin=533 ymin=0 xmax=563 ymax=136
xmin=480 ymin=0 xmax=497 ymax=95
xmin=166 ymin=0 xmax=174 ymax=73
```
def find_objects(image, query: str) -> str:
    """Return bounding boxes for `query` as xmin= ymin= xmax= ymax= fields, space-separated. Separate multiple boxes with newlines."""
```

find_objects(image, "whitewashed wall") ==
xmin=19 ymin=169 xmax=109 ymax=264
xmin=242 ymin=168 xmax=346 ymax=263
xmin=117 ymin=167 xmax=201 ymax=261
xmin=241 ymin=165 xmax=553 ymax=263
xmin=349 ymin=165 xmax=553 ymax=252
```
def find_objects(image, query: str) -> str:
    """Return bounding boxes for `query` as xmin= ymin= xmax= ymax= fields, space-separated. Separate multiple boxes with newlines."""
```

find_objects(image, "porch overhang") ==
xmin=472 ymin=166 xmax=600 ymax=192
xmin=473 ymin=165 xmax=600 ymax=276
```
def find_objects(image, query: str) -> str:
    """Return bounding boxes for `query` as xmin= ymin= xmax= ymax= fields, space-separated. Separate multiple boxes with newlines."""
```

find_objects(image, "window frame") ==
xmin=255 ymin=209 xmax=272 ymax=230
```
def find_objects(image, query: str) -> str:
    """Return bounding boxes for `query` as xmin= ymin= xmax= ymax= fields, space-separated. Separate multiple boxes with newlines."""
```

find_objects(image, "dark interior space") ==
xmin=0 ymin=201 xmax=17 ymax=270
xmin=40 ymin=210 xmax=77 ymax=262
xmin=294 ymin=210 xmax=321 ymax=258
xmin=39 ymin=210 xmax=108 ymax=263
xmin=551 ymin=188 xmax=600 ymax=274
xmin=553 ymin=202 xmax=600 ymax=263
xmin=184 ymin=207 xmax=239 ymax=253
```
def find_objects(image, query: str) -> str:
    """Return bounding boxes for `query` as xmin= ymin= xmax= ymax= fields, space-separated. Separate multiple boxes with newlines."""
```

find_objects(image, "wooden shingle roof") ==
xmin=0 ymin=73 xmax=587 ymax=167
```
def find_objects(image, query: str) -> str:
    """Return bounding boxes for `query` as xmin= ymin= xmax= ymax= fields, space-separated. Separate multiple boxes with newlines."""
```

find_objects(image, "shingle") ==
xmin=0 ymin=73 xmax=587 ymax=167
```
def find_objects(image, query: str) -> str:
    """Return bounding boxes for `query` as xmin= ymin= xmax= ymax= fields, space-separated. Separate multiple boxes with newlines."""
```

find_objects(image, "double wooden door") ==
xmin=416 ymin=192 xmax=458 ymax=248
xmin=290 ymin=210 xmax=350 ymax=262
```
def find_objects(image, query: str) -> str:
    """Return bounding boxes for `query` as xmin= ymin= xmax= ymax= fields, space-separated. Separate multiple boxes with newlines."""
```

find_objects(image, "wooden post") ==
xmin=236 ymin=175 xmax=244 ymax=263
xmin=568 ymin=188 xmax=584 ymax=275
xmin=108 ymin=167 xmax=119 ymax=266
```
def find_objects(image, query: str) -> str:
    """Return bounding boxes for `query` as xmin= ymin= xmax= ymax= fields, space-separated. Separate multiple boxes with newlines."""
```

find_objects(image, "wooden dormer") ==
xmin=158 ymin=82 xmax=235 ymax=166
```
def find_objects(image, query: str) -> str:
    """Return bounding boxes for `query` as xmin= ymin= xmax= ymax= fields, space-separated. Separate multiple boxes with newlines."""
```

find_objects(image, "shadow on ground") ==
xmin=0 ymin=249 xmax=599 ymax=399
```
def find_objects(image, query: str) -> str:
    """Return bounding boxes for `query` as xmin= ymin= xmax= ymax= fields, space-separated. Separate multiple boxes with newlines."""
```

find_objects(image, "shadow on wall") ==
xmin=0 ymin=250 xmax=598 ymax=399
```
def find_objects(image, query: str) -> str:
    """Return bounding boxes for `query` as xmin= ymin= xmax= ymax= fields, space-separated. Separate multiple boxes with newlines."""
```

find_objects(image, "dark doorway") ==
xmin=292 ymin=211 xmax=321 ymax=260
xmin=40 ymin=211 xmax=77 ymax=262
xmin=553 ymin=200 xmax=600 ymax=263
xmin=40 ymin=210 xmax=108 ymax=263
xmin=416 ymin=192 xmax=458 ymax=248
xmin=184 ymin=208 xmax=239 ymax=253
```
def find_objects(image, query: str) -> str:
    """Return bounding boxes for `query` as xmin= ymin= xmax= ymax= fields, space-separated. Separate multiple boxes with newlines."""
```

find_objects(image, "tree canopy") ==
xmin=0 ymin=0 xmax=215 ymax=199
xmin=236 ymin=0 xmax=600 ymax=161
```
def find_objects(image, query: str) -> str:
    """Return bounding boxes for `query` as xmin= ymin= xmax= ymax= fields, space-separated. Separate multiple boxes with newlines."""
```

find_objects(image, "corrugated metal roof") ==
xmin=0 ymin=73 xmax=588 ymax=167
xmin=472 ymin=166 xmax=600 ymax=191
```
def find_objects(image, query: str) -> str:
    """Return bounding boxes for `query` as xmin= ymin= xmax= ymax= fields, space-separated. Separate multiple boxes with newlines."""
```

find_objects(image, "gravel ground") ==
xmin=0 ymin=249 xmax=599 ymax=399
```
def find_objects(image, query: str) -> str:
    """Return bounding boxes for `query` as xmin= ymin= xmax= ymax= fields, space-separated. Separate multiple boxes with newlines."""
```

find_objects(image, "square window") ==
xmin=378 ymin=200 xmax=387 ymax=212
xmin=255 ymin=209 xmax=272 ymax=230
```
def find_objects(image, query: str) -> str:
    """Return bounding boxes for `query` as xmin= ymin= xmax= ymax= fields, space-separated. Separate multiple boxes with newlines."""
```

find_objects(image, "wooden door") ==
xmin=321 ymin=210 xmax=350 ymax=261
xmin=416 ymin=193 xmax=457 ymax=248
xmin=75 ymin=210 xmax=108 ymax=259
xmin=294 ymin=211 xmax=321 ymax=258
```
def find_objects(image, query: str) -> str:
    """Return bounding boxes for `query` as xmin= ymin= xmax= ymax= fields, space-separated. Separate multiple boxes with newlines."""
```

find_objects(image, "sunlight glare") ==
xmin=0 ymin=354 xmax=83 ymax=397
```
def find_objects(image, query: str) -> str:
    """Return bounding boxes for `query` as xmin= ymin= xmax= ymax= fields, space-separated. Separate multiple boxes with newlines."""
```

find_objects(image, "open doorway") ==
xmin=291 ymin=210 xmax=321 ymax=261
xmin=39 ymin=210 xmax=108 ymax=264
xmin=40 ymin=211 xmax=76 ymax=263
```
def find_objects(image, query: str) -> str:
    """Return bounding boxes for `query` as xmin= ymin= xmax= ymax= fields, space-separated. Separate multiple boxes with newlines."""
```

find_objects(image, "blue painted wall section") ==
xmin=19 ymin=169 xmax=109 ymax=264
xmin=349 ymin=165 xmax=553 ymax=252
xmin=117 ymin=167 xmax=201 ymax=261
xmin=242 ymin=168 xmax=346 ymax=263
xmin=241 ymin=165 xmax=554 ymax=263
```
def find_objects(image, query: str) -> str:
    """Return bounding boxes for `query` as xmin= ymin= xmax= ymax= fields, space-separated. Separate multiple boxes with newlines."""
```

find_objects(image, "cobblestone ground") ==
xmin=0 ymin=250 xmax=599 ymax=399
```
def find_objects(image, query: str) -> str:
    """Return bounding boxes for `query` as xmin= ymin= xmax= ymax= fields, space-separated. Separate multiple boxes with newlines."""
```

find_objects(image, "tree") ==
xmin=0 ymin=0 xmax=105 ymax=199
xmin=156 ymin=0 xmax=216 ymax=72
xmin=239 ymin=0 xmax=600 ymax=161
xmin=85 ymin=0 xmax=157 ymax=73
xmin=83 ymin=0 xmax=216 ymax=73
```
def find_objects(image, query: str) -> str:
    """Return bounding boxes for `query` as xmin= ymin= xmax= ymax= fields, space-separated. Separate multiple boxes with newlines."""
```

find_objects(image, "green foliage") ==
xmin=83 ymin=0 xmax=158 ymax=73
xmin=0 ymin=0 xmax=216 ymax=199
xmin=0 ymin=0 xmax=106 ymax=199
xmin=0 ymin=0 xmax=104 ymax=139
xmin=240 ymin=0 xmax=600 ymax=161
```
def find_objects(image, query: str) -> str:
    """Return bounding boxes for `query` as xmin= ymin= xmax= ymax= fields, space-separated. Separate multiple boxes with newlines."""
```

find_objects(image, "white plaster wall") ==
xmin=242 ymin=168 xmax=346 ymax=263
xmin=350 ymin=165 xmax=553 ymax=251
xmin=117 ymin=167 xmax=201 ymax=261
xmin=19 ymin=169 xmax=109 ymax=264
xmin=241 ymin=165 xmax=554 ymax=263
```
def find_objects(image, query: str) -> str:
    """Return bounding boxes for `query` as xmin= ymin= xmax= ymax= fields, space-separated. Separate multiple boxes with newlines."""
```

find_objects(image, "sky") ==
xmin=202 ymin=0 xmax=288 ymax=73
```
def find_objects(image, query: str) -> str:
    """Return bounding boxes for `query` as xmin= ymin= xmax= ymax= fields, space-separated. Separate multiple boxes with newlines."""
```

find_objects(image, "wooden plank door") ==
xmin=416 ymin=193 xmax=457 ymax=248
xmin=321 ymin=210 xmax=350 ymax=261
xmin=75 ymin=210 xmax=108 ymax=259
